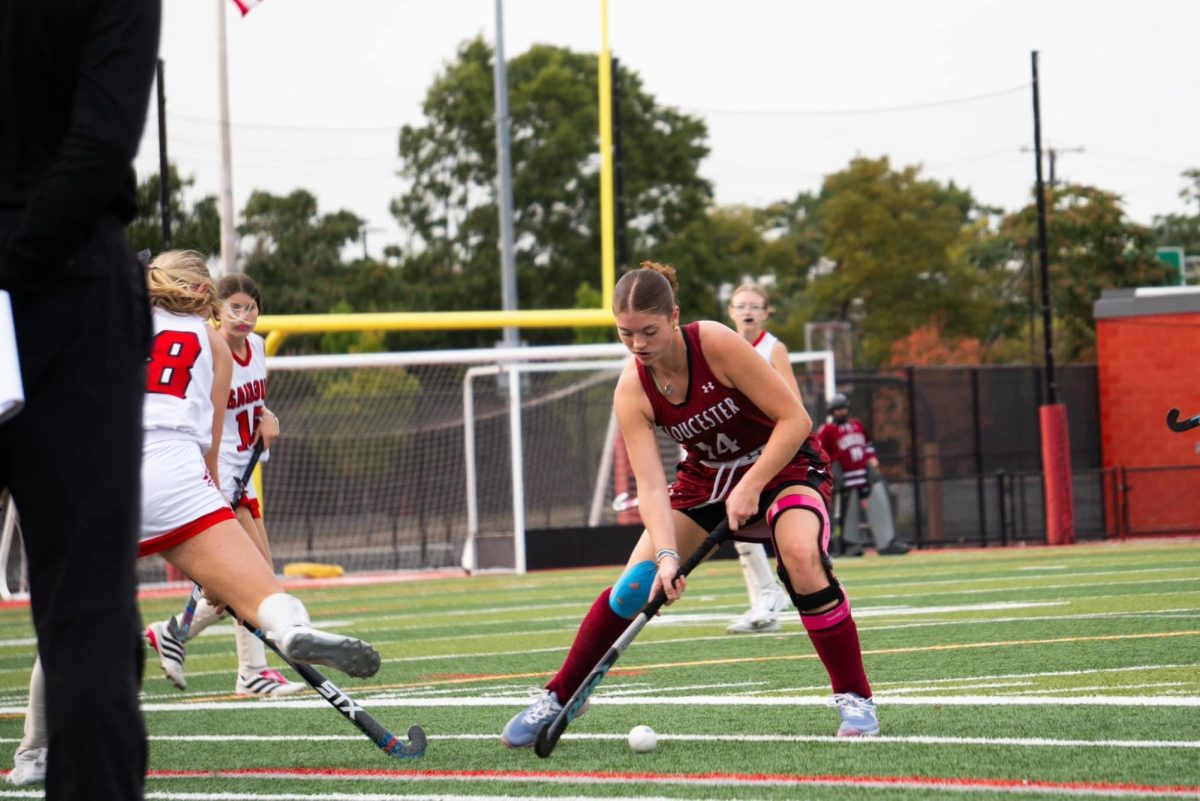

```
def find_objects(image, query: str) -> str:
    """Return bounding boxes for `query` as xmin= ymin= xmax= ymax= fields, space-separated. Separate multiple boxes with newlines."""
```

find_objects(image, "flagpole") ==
xmin=216 ymin=0 xmax=238 ymax=274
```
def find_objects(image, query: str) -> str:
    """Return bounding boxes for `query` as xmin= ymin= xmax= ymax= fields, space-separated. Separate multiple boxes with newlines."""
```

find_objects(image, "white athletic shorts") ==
xmin=140 ymin=438 xmax=235 ymax=557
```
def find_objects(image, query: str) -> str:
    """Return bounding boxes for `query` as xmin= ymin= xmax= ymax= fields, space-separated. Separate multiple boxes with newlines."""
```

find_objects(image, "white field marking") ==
xmin=654 ymin=600 xmax=1064 ymax=626
xmin=86 ymin=692 xmax=1200 ymax=716
xmin=598 ymin=680 xmax=766 ymax=696
xmin=883 ymin=681 xmax=1036 ymax=694
xmin=751 ymin=663 xmax=1200 ymax=695
xmin=3 ymin=731 xmax=1198 ymax=751
xmin=1018 ymin=565 xmax=1070 ymax=570
xmin=1016 ymin=682 xmax=1191 ymax=695
xmin=864 ymin=575 xmax=1200 ymax=602
xmin=0 ymin=637 xmax=36 ymax=648
xmin=849 ymin=564 xmax=1199 ymax=591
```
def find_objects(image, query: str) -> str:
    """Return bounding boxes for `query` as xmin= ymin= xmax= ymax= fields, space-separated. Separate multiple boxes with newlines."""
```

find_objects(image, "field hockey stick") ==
xmin=1167 ymin=408 xmax=1200 ymax=433
xmin=534 ymin=519 xmax=732 ymax=758
xmin=228 ymin=610 xmax=427 ymax=759
xmin=172 ymin=442 xmax=264 ymax=639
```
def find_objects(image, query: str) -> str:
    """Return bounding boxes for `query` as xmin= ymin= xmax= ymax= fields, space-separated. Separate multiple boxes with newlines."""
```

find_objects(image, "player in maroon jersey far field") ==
xmin=816 ymin=394 xmax=910 ymax=556
xmin=501 ymin=262 xmax=879 ymax=748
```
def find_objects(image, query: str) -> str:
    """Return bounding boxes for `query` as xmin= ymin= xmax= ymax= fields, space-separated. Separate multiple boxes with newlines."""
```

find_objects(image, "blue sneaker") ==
xmin=834 ymin=692 xmax=880 ymax=737
xmin=502 ymin=690 xmax=588 ymax=748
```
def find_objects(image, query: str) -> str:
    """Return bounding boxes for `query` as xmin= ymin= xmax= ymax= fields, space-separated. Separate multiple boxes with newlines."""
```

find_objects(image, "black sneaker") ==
xmin=878 ymin=542 xmax=911 ymax=555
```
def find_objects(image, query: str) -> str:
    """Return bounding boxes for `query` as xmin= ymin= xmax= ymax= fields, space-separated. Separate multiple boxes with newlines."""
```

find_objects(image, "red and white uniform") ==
xmin=219 ymin=332 xmax=269 ymax=516
xmin=751 ymin=330 xmax=778 ymax=362
xmin=816 ymin=418 xmax=876 ymax=489
xmin=638 ymin=323 xmax=830 ymax=517
xmin=139 ymin=308 xmax=235 ymax=556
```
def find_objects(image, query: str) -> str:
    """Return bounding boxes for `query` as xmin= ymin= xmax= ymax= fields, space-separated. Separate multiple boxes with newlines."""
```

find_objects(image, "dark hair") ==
xmin=612 ymin=261 xmax=679 ymax=317
xmin=217 ymin=273 xmax=263 ymax=312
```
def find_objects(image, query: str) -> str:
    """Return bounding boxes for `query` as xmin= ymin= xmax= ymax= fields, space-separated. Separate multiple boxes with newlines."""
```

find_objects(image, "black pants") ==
xmin=0 ymin=216 xmax=148 ymax=799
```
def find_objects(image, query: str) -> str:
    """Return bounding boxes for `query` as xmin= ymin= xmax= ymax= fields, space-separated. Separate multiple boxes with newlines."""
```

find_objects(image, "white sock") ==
xmin=180 ymin=597 xmax=225 ymax=641
xmin=235 ymin=624 xmax=268 ymax=674
xmin=20 ymin=657 xmax=46 ymax=751
xmin=255 ymin=593 xmax=310 ymax=640
xmin=735 ymin=541 xmax=780 ymax=604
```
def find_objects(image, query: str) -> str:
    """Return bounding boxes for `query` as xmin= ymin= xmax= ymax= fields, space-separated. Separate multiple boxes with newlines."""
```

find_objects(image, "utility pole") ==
xmin=492 ymin=0 xmax=519 ymax=348
xmin=1029 ymin=49 xmax=1076 ymax=546
xmin=1021 ymin=144 xmax=1084 ymax=187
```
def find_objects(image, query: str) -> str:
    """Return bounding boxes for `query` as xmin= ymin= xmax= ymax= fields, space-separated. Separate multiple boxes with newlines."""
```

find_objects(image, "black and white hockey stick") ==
xmin=173 ymin=442 xmax=264 ymax=639
xmin=534 ymin=520 xmax=732 ymax=758
xmin=230 ymin=613 xmax=428 ymax=759
xmin=1167 ymin=408 xmax=1200 ymax=433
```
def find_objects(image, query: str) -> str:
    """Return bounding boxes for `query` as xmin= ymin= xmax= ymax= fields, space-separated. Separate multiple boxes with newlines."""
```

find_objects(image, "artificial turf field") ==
xmin=1 ymin=538 xmax=1198 ymax=800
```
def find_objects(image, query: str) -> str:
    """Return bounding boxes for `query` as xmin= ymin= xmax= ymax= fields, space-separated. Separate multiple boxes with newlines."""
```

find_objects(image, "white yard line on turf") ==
xmin=1 ymin=732 xmax=1195 ymax=749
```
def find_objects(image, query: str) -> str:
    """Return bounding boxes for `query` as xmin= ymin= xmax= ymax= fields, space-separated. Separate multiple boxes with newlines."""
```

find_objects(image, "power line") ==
xmin=681 ymin=83 xmax=1031 ymax=118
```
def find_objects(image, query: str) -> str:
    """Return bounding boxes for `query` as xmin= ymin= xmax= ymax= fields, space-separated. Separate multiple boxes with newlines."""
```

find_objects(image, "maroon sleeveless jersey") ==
xmin=635 ymin=322 xmax=830 ymax=510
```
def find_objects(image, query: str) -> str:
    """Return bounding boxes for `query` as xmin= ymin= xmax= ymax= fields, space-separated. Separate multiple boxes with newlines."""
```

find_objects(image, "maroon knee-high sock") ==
xmin=546 ymin=588 xmax=631 ymax=701
xmin=804 ymin=609 xmax=872 ymax=698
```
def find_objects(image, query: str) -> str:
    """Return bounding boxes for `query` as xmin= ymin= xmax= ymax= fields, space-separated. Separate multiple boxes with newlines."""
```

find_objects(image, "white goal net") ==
xmin=6 ymin=343 xmax=834 ymax=585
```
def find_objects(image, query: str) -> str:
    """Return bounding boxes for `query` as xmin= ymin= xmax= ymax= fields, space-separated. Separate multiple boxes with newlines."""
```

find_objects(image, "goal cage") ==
xmin=0 ymin=346 xmax=835 ymax=591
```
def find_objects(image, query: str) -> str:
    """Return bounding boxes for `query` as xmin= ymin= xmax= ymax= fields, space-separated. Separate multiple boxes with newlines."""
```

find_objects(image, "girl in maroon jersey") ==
xmin=501 ymin=262 xmax=879 ymax=747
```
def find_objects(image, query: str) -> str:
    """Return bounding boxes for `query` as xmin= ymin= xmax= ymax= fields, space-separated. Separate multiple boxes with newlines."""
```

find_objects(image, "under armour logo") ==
xmin=701 ymin=381 xmax=715 ymax=393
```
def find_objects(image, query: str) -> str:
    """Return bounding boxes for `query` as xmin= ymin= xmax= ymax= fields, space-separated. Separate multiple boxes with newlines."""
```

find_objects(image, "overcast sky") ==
xmin=135 ymin=0 xmax=1199 ymax=259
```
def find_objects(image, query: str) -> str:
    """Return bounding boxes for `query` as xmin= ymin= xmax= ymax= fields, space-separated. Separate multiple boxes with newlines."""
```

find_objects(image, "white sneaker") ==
xmin=726 ymin=589 xmax=788 ymax=634
xmin=146 ymin=619 xmax=187 ymax=690
xmin=6 ymin=747 xmax=47 ymax=786
xmin=276 ymin=626 xmax=380 ymax=679
xmin=237 ymin=668 xmax=306 ymax=698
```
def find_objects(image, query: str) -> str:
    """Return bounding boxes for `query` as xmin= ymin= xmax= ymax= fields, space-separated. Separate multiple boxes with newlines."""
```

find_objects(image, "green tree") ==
xmin=391 ymin=38 xmax=712 ymax=342
xmin=798 ymin=156 xmax=1001 ymax=366
xmin=127 ymin=165 xmax=221 ymax=257
xmin=238 ymin=189 xmax=367 ymax=316
xmin=1153 ymin=168 xmax=1200 ymax=260
xmin=1000 ymin=183 xmax=1174 ymax=361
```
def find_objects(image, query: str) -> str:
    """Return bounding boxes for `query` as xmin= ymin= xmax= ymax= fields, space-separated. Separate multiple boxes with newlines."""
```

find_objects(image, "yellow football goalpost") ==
xmin=255 ymin=0 xmax=619 ymax=354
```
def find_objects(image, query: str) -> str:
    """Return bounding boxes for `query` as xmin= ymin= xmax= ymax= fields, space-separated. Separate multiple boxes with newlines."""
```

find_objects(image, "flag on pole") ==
xmin=232 ymin=0 xmax=263 ymax=16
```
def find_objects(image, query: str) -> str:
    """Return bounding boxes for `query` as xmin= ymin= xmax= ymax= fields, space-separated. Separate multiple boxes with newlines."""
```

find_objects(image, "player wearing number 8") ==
xmin=145 ymin=272 xmax=304 ymax=697
xmin=500 ymin=262 xmax=879 ymax=749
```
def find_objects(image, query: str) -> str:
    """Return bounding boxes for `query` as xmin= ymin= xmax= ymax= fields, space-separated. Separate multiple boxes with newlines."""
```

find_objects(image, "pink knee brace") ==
xmin=767 ymin=493 xmax=832 ymax=554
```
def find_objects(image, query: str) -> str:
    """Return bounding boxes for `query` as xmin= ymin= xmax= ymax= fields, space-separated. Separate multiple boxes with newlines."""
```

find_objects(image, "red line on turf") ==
xmin=138 ymin=767 xmax=1200 ymax=797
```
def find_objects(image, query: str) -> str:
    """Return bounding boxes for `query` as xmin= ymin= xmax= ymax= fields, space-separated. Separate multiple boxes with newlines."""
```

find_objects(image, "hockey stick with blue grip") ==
xmin=534 ymin=520 xmax=732 ymax=757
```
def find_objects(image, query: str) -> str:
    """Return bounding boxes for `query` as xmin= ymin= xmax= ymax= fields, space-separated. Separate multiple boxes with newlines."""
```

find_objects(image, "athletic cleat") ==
xmin=5 ymin=747 xmax=47 ymax=786
xmin=726 ymin=588 xmax=789 ymax=634
xmin=834 ymin=692 xmax=880 ymax=737
xmin=878 ymin=541 xmax=911 ymax=555
xmin=501 ymin=689 xmax=586 ymax=748
xmin=236 ymin=668 xmax=306 ymax=698
xmin=276 ymin=626 xmax=380 ymax=679
xmin=146 ymin=619 xmax=188 ymax=690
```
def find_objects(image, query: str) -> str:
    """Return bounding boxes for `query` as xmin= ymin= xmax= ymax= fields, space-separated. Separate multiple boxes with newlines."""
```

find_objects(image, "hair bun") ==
xmin=638 ymin=261 xmax=678 ymax=294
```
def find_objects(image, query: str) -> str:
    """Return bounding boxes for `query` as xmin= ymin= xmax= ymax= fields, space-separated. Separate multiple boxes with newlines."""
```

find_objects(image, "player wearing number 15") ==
xmin=501 ymin=262 xmax=879 ymax=748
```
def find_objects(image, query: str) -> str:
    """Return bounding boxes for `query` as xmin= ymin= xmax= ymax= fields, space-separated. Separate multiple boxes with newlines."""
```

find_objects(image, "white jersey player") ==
xmin=148 ymin=272 xmax=302 ymax=698
xmin=219 ymin=329 xmax=270 ymax=515
xmin=723 ymin=283 xmax=799 ymax=634
xmin=9 ymin=251 xmax=380 ymax=787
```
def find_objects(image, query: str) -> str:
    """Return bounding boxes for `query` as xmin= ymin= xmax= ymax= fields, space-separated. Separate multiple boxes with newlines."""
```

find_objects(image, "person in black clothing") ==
xmin=0 ymin=1 xmax=161 ymax=797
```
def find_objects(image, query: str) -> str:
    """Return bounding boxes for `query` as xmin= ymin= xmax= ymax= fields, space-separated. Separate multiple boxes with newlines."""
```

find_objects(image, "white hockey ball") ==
xmin=627 ymin=724 xmax=657 ymax=753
